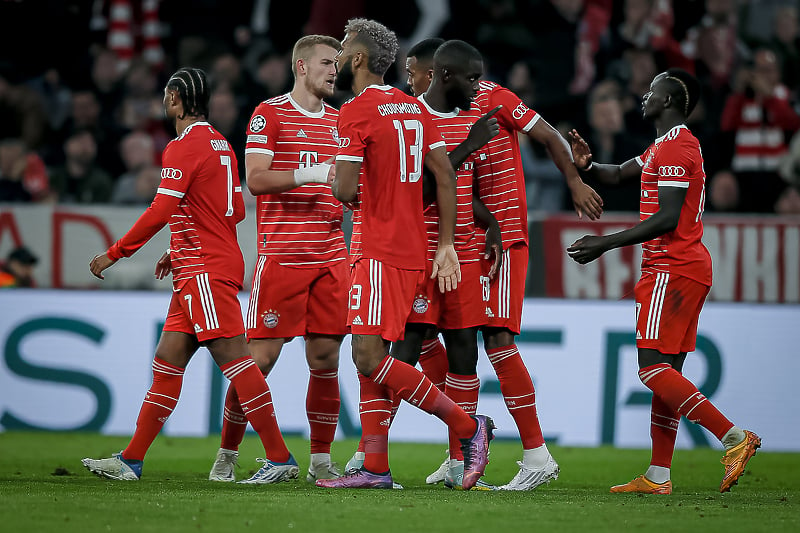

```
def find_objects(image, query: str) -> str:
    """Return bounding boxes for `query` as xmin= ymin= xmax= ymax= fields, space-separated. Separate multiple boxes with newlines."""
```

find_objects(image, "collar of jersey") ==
xmin=418 ymin=93 xmax=460 ymax=118
xmin=654 ymin=124 xmax=686 ymax=144
xmin=177 ymin=121 xmax=210 ymax=140
xmin=287 ymin=93 xmax=326 ymax=118
xmin=359 ymin=84 xmax=394 ymax=97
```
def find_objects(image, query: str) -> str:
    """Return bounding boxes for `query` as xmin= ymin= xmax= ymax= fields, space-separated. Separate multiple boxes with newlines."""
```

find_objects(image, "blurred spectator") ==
xmin=0 ymin=246 xmax=38 ymax=288
xmin=112 ymin=131 xmax=158 ymax=203
xmin=707 ymin=169 xmax=741 ymax=212
xmin=250 ymin=49 xmax=293 ymax=104
xmin=209 ymin=89 xmax=248 ymax=179
xmin=582 ymin=79 xmax=646 ymax=211
xmin=0 ymin=138 xmax=51 ymax=203
xmin=765 ymin=5 xmax=800 ymax=99
xmin=775 ymin=185 xmax=800 ymax=214
xmin=112 ymin=165 xmax=161 ymax=205
xmin=209 ymin=51 xmax=261 ymax=109
xmin=607 ymin=47 xmax=659 ymax=140
xmin=49 ymin=128 xmax=114 ymax=204
xmin=0 ymin=72 xmax=48 ymax=151
xmin=779 ymin=128 xmax=800 ymax=188
xmin=721 ymin=47 xmax=800 ymax=212
xmin=26 ymin=68 xmax=73 ymax=140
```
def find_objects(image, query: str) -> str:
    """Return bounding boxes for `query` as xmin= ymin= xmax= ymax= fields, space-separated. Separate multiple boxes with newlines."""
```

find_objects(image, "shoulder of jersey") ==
xmin=478 ymin=80 xmax=499 ymax=92
xmin=263 ymin=94 xmax=290 ymax=107
xmin=323 ymin=101 xmax=340 ymax=114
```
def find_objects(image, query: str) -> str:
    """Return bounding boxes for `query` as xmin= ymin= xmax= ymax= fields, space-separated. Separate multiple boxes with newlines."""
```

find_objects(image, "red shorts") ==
xmin=634 ymin=272 xmax=710 ymax=353
xmin=246 ymin=256 xmax=349 ymax=339
xmin=407 ymin=261 xmax=488 ymax=330
xmin=163 ymin=273 xmax=245 ymax=342
xmin=348 ymin=258 xmax=425 ymax=342
xmin=481 ymin=242 xmax=528 ymax=334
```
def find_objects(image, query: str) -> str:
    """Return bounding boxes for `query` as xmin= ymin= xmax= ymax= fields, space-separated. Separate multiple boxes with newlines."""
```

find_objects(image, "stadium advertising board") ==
xmin=1 ymin=291 xmax=797 ymax=451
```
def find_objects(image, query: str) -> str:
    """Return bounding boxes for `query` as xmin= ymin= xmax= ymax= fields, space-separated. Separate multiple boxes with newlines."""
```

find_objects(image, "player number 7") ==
xmin=220 ymin=155 xmax=234 ymax=216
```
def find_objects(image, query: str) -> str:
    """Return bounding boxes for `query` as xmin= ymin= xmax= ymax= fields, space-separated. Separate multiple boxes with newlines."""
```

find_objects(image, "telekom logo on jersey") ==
xmin=161 ymin=168 xmax=182 ymax=180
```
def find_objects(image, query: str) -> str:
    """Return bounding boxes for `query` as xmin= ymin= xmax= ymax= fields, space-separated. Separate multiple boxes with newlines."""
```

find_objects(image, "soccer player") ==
xmin=315 ymin=18 xmax=494 ymax=491
xmin=207 ymin=35 xmax=346 ymax=484
xmin=402 ymin=38 xmax=604 ymax=491
xmin=566 ymin=68 xmax=761 ymax=494
xmin=81 ymin=68 xmax=298 ymax=483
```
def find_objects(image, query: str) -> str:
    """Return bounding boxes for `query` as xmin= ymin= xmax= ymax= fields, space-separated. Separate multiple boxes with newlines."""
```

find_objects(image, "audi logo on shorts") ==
xmin=658 ymin=165 xmax=686 ymax=177
xmin=161 ymin=167 xmax=183 ymax=180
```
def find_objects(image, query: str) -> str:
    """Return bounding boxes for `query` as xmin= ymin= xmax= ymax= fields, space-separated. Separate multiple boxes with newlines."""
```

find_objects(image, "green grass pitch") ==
xmin=1 ymin=431 xmax=797 ymax=532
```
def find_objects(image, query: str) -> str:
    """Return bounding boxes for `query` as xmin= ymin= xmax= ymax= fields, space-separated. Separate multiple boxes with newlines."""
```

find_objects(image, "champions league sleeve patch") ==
xmin=249 ymin=114 xmax=267 ymax=133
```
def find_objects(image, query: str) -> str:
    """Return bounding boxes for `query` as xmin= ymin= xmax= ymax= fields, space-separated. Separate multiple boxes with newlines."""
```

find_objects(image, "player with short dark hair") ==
xmin=567 ymin=68 xmax=760 ymax=494
xmin=315 ymin=18 xmax=494 ymax=491
xmin=81 ymin=67 xmax=296 ymax=483
xmin=405 ymin=37 xmax=445 ymax=97
xmin=207 ymin=35 xmax=347 ymax=484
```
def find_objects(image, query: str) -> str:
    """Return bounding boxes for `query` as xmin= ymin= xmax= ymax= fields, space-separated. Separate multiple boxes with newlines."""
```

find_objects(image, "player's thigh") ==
xmin=154 ymin=327 xmax=199 ymax=369
xmin=348 ymin=258 xmax=423 ymax=343
xmin=483 ymin=243 xmax=528 ymax=334
xmin=306 ymin=261 xmax=349 ymax=336
xmin=246 ymin=256 xmax=314 ymax=339
xmin=635 ymin=273 xmax=709 ymax=354
xmin=439 ymin=262 xmax=488 ymax=330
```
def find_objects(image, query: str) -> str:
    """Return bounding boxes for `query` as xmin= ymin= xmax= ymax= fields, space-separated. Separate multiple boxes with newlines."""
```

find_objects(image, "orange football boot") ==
xmin=720 ymin=430 xmax=761 ymax=493
xmin=610 ymin=475 xmax=672 ymax=495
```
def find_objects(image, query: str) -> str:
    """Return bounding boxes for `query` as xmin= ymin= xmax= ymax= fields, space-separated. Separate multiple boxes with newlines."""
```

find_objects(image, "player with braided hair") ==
xmin=567 ymin=68 xmax=760 ymax=494
xmin=81 ymin=67 xmax=297 ymax=483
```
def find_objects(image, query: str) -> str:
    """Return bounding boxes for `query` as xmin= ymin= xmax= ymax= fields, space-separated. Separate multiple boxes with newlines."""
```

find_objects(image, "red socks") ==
xmin=487 ymin=345 xmax=545 ymax=449
xmin=220 ymin=381 xmax=249 ymax=451
xmin=639 ymin=363 xmax=734 ymax=440
xmin=371 ymin=355 xmax=475 ymax=440
xmin=357 ymin=372 xmax=392 ymax=473
xmin=220 ymin=356 xmax=290 ymax=463
xmin=419 ymin=338 xmax=448 ymax=391
xmin=650 ymin=393 xmax=680 ymax=468
xmin=307 ymin=369 xmax=340 ymax=454
xmin=123 ymin=357 xmax=184 ymax=461
xmin=444 ymin=373 xmax=480 ymax=461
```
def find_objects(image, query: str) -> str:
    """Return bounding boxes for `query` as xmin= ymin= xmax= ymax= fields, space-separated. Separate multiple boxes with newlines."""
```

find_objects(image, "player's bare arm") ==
xmin=154 ymin=251 xmax=171 ymax=280
xmin=529 ymin=121 xmax=603 ymax=220
xmin=425 ymin=145 xmax=461 ymax=292
xmin=568 ymin=129 xmax=642 ymax=186
xmin=448 ymin=105 xmax=502 ymax=169
xmin=566 ymin=185 xmax=687 ymax=264
xmin=471 ymin=193 xmax=503 ymax=279
xmin=246 ymin=152 xmax=333 ymax=195
xmin=331 ymin=160 xmax=361 ymax=203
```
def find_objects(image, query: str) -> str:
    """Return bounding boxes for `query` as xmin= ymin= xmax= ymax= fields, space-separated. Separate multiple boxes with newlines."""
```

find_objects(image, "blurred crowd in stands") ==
xmin=1 ymin=0 xmax=800 ymax=214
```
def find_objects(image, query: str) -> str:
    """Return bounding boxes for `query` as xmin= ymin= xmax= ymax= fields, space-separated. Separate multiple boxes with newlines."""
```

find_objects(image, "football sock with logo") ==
xmin=650 ymin=393 xmax=680 ymax=470
xmin=639 ymin=363 xmax=734 ymax=440
xmin=307 ymin=369 xmax=340 ymax=454
xmin=220 ymin=356 xmax=291 ymax=463
xmin=357 ymin=372 xmax=392 ymax=473
xmin=487 ymin=345 xmax=545 ymax=449
xmin=445 ymin=373 xmax=480 ymax=462
xmin=123 ymin=357 xmax=184 ymax=461
xmin=371 ymin=355 xmax=476 ymax=439
xmin=220 ymin=381 xmax=249 ymax=451
xmin=419 ymin=338 xmax=448 ymax=391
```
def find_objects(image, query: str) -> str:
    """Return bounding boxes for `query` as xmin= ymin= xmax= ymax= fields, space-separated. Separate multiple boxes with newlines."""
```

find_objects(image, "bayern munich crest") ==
xmin=250 ymin=114 xmax=267 ymax=133
xmin=263 ymin=310 xmax=279 ymax=328
xmin=331 ymin=127 xmax=340 ymax=144
xmin=412 ymin=296 xmax=429 ymax=314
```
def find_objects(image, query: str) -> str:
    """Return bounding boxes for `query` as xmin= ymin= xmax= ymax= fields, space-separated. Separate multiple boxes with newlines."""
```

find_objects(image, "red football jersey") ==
xmin=337 ymin=85 xmax=445 ymax=270
xmin=107 ymin=121 xmax=246 ymax=289
xmin=418 ymin=93 xmax=484 ymax=264
xmin=245 ymin=94 xmax=347 ymax=267
xmin=635 ymin=124 xmax=712 ymax=285
xmin=473 ymin=81 xmax=540 ymax=248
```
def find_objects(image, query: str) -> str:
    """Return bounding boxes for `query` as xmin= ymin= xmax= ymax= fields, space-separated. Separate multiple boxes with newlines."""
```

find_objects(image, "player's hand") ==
xmin=89 ymin=253 xmax=117 ymax=280
xmin=566 ymin=235 xmax=608 ymax=264
xmin=323 ymin=157 xmax=336 ymax=184
xmin=431 ymin=244 xmax=461 ymax=293
xmin=485 ymin=225 xmax=503 ymax=279
xmin=154 ymin=251 xmax=172 ymax=280
xmin=466 ymin=105 xmax=502 ymax=151
xmin=569 ymin=181 xmax=604 ymax=221
xmin=567 ymin=129 xmax=593 ymax=171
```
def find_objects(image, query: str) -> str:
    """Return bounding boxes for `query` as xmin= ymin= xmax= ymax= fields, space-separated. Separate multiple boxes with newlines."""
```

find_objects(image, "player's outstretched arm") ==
xmin=332 ymin=160 xmax=361 ymax=203
xmin=246 ymin=153 xmax=332 ymax=195
xmin=568 ymin=129 xmax=642 ymax=186
xmin=530 ymin=122 xmax=603 ymax=220
xmin=426 ymin=145 xmax=461 ymax=292
xmin=566 ymin=185 xmax=687 ymax=264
